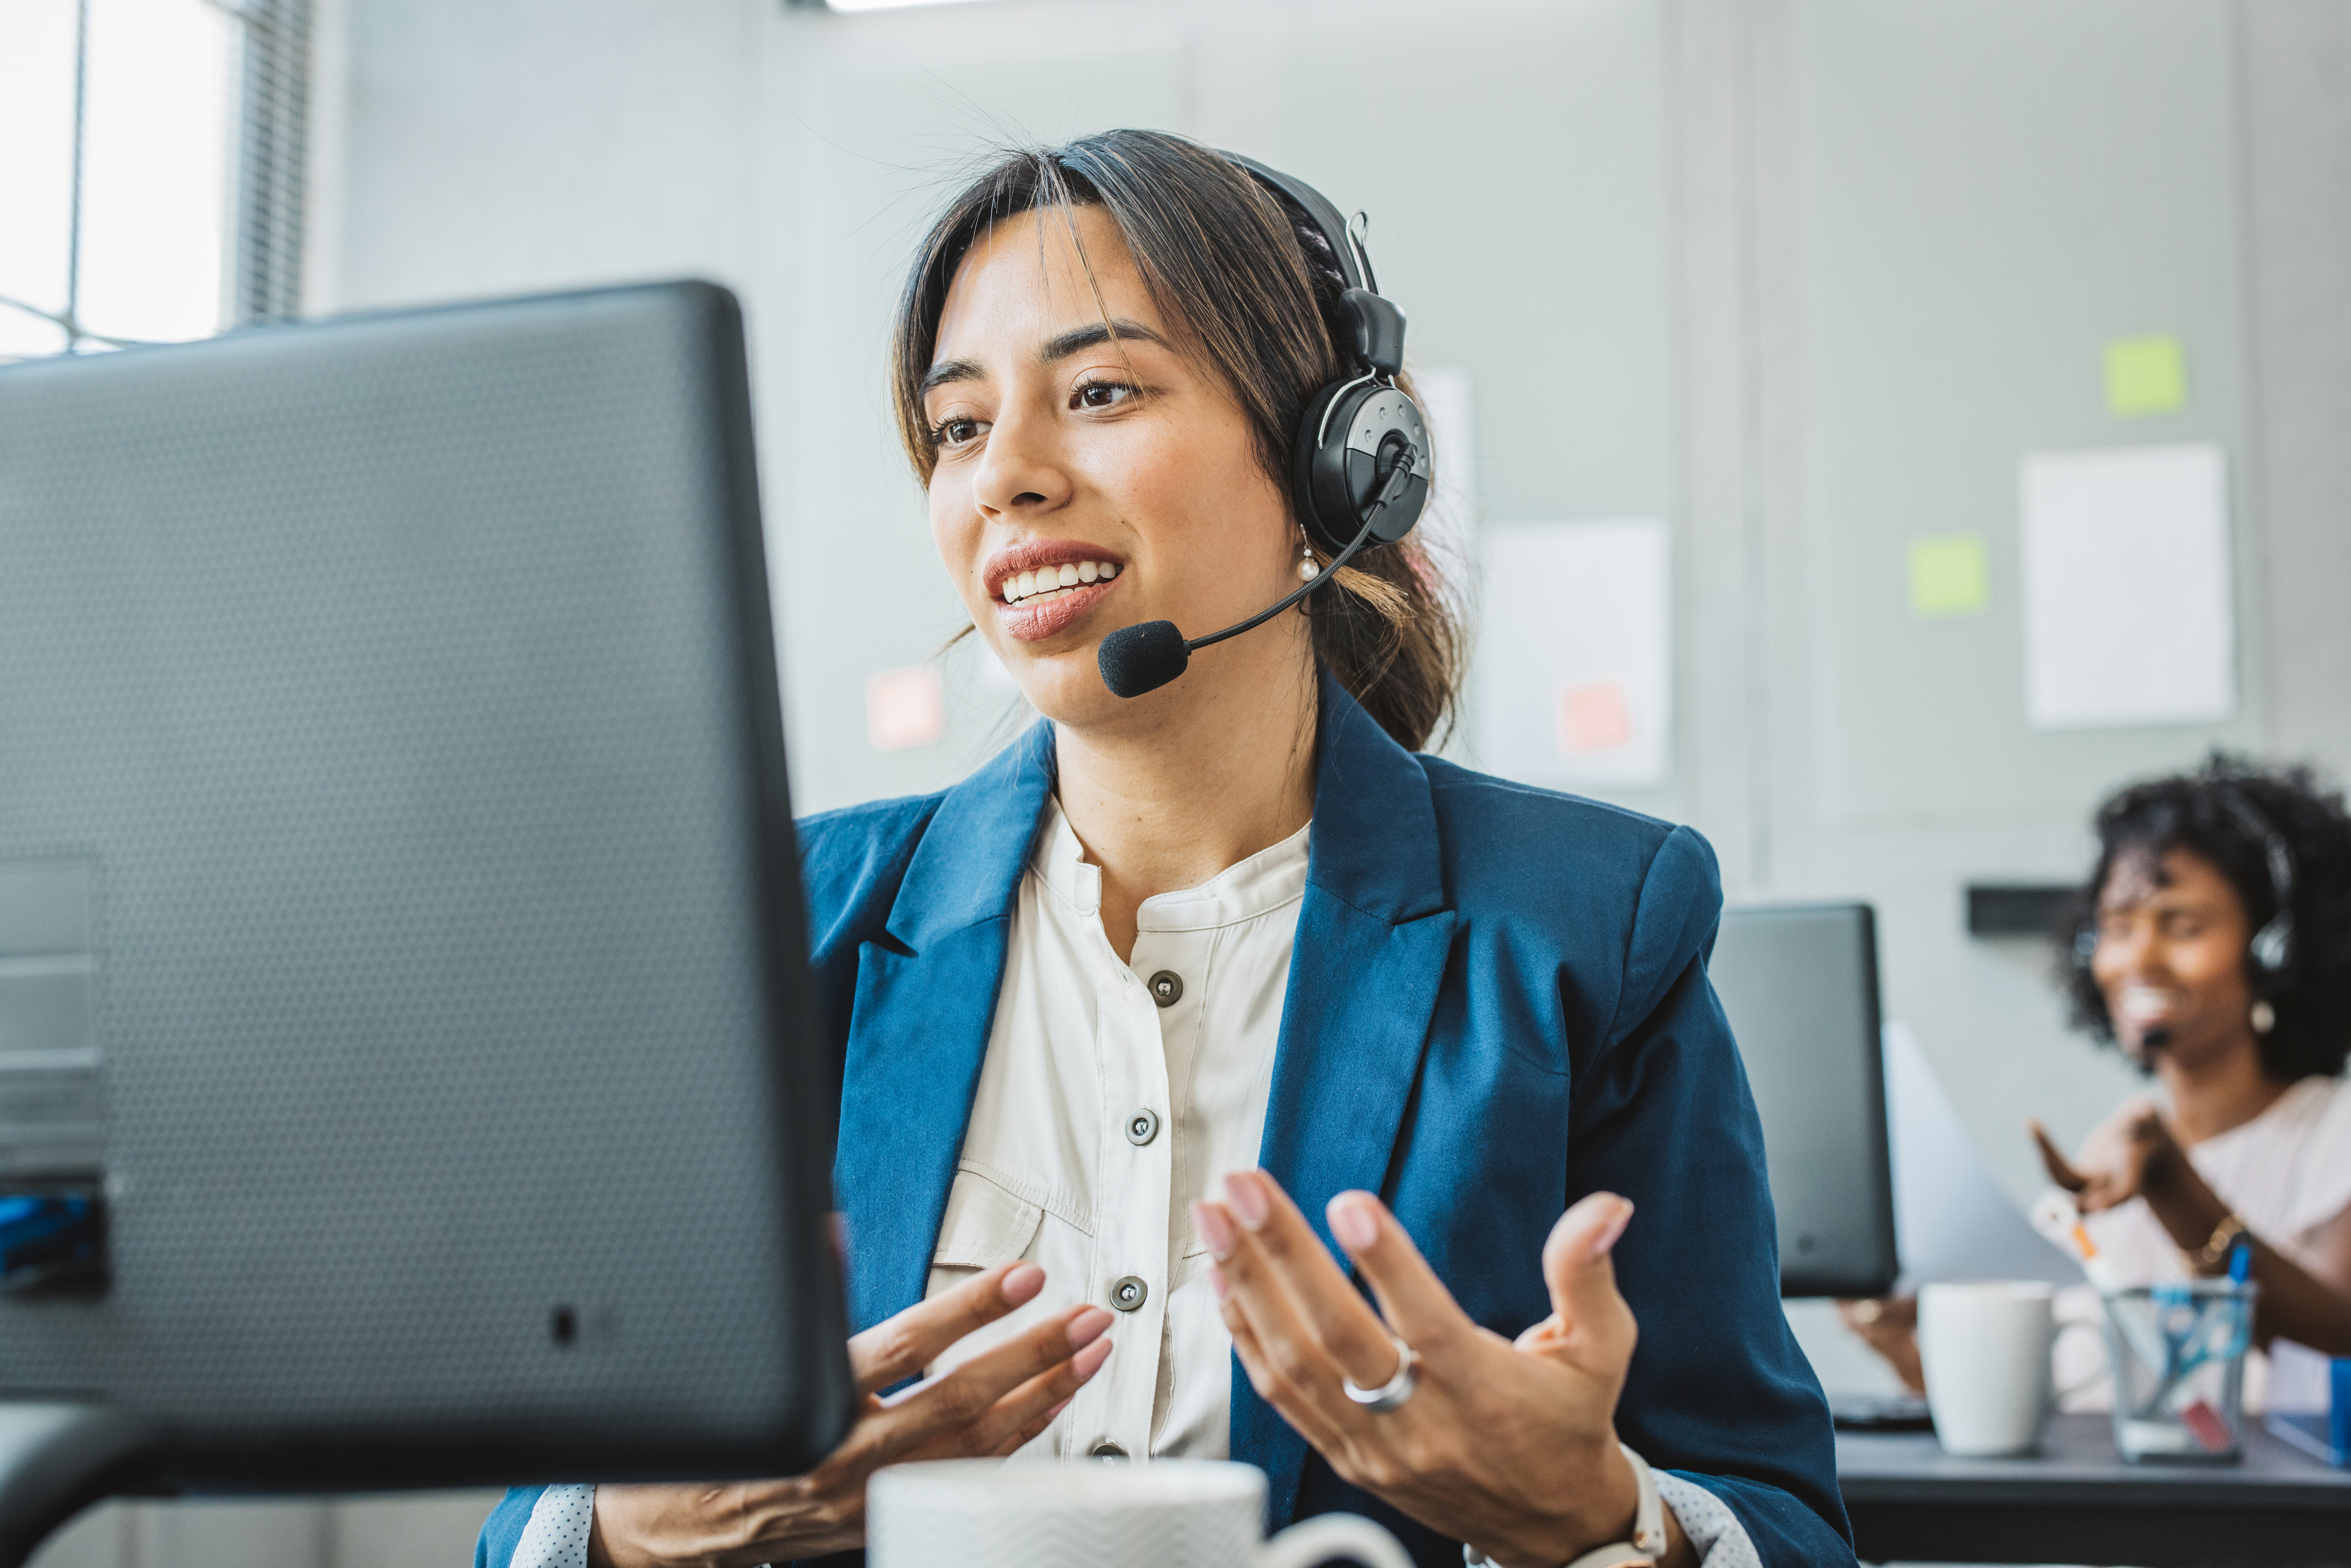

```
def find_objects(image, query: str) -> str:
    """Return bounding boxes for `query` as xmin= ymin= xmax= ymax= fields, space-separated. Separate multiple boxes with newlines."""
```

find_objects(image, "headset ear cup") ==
xmin=1290 ymin=380 xmax=1353 ymax=557
xmin=1292 ymin=381 xmax=1431 ymax=557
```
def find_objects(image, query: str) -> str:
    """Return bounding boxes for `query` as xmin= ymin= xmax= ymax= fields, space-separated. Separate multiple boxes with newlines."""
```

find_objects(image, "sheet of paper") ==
xmin=1410 ymin=366 xmax=1476 ymax=579
xmin=2020 ymin=444 xmax=2233 ymax=730
xmin=2104 ymin=333 xmax=2187 ymax=416
xmin=1906 ymin=532 xmax=1988 ymax=618
xmin=1477 ymin=519 xmax=1670 ymax=789
xmin=865 ymin=663 xmax=946 ymax=751
xmin=1883 ymin=1021 xmax=2081 ymax=1289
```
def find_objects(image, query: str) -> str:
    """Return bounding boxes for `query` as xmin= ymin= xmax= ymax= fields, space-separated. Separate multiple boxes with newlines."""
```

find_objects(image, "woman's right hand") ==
xmin=587 ymin=1262 xmax=1110 ymax=1567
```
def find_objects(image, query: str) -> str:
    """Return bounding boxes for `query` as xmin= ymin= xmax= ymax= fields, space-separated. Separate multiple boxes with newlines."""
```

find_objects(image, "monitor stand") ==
xmin=0 ymin=1404 xmax=161 ymax=1568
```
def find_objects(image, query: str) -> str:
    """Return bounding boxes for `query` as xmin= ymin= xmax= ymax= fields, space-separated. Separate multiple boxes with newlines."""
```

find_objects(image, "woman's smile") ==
xmin=2111 ymin=982 xmax=2178 ymax=1036
xmin=984 ymin=538 xmax=1126 ymax=642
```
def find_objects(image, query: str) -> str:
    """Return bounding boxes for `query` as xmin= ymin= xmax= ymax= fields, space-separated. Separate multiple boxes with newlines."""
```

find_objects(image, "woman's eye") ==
xmin=933 ymin=417 xmax=986 ymax=448
xmin=1072 ymin=380 xmax=1137 ymax=411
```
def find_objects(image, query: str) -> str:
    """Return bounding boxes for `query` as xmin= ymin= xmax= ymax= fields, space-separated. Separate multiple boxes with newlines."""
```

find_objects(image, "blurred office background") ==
xmin=5 ymin=0 xmax=2350 ymax=1560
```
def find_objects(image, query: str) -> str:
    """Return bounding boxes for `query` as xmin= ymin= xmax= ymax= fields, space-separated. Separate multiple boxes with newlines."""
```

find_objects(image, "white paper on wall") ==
xmin=2019 ymin=444 xmax=2235 ymax=730
xmin=1411 ymin=366 xmax=1477 ymax=577
xmin=1476 ymin=518 xmax=1671 ymax=789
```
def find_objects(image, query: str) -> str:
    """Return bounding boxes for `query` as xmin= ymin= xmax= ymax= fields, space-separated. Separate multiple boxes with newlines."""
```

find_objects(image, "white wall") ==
xmin=306 ymin=0 xmax=2351 ymax=1196
xmin=66 ymin=0 xmax=2351 ymax=1558
xmin=305 ymin=0 xmax=2351 ymax=1274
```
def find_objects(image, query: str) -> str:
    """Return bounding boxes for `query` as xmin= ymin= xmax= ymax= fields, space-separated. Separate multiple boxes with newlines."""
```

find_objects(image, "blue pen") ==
xmin=2229 ymin=1240 xmax=2254 ymax=1286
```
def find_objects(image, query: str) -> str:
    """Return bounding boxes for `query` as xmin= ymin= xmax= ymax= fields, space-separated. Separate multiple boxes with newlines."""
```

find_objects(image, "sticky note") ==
xmin=1557 ymin=679 xmax=1634 ymax=754
xmin=1906 ymin=533 xmax=1990 ymax=619
xmin=866 ymin=664 xmax=946 ymax=751
xmin=2105 ymin=335 xmax=2187 ymax=416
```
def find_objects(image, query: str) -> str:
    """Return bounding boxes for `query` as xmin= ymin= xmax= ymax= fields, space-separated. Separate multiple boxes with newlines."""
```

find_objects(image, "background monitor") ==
xmin=1710 ymin=902 xmax=1900 ymax=1298
xmin=0 ymin=284 xmax=855 ymax=1508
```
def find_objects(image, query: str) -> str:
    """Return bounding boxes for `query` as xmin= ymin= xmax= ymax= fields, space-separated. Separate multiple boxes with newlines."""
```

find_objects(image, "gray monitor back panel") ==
xmin=0 ymin=284 xmax=855 ymax=1486
xmin=1708 ymin=903 xmax=1898 ymax=1298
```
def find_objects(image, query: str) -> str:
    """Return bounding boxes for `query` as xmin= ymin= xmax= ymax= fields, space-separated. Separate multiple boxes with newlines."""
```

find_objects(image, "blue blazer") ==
xmin=481 ymin=674 xmax=1852 ymax=1568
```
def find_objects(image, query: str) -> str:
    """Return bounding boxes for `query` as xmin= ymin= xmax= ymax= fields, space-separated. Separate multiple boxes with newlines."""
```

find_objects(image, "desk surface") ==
xmin=1837 ymin=1411 xmax=2351 ymax=1564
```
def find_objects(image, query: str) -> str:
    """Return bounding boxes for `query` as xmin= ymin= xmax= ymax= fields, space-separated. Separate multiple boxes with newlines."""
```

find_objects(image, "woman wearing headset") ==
xmin=479 ymin=131 xmax=1848 ymax=1568
xmin=1842 ymin=759 xmax=2351 ymax=1398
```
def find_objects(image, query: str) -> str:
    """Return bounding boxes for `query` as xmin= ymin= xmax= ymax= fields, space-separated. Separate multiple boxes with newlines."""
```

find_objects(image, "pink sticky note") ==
xmin=1557 ymin=679 xmax=1633 ymax=754
xmin=866 ymin=665 xmax=946 ymax=752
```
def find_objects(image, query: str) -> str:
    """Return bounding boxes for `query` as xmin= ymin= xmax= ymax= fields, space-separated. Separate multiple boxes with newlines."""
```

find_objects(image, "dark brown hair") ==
xmin=889 ymin=130 xmax=1463 ymax=753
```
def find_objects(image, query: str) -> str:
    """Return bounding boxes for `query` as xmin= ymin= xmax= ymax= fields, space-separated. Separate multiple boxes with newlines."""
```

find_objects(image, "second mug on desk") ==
xmin=1917 ymin=1280 xmax=2057 ymax=1456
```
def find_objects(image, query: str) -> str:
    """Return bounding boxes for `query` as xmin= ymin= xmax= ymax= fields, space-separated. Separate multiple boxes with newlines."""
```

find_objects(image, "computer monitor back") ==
xmin=1711 ymin=902 xmax=1900 ymax=1298
xmin=0 ymin=284 xmax=854 ymax=1487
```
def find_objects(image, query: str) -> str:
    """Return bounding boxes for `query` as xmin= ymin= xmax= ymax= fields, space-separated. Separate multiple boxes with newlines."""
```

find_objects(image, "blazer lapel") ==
xmin=1236 ymin=675 xmax=1457 ymax=1525
xmin=832 ymin=722 xmax=1056 ymax=1334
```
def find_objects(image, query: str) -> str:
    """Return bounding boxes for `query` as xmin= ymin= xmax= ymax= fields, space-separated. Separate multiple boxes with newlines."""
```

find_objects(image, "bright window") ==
xmin=0 ymin=0 xmax=268 ymax=360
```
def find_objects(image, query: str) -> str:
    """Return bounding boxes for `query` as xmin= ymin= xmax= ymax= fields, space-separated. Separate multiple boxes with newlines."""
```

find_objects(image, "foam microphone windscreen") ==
xmin=1098 ymin=620 xmax=1189 ymax=698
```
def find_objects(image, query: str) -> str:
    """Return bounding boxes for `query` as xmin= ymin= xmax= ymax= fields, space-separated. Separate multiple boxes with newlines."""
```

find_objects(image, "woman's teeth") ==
xmin=2115 ymin=984 xmax=2176 ymax=1026
xmin=1001 ymin=560 xmax=1118 ymax=604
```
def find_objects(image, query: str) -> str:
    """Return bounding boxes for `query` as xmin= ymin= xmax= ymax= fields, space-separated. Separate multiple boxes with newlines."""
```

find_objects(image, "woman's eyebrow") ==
xmin=1039 ymin=319 xmax=1169 ymax=362
xmin=920 ymin=319 xmax=1168 ymax=399
xmin=919 ymin=357 xmax=984 ymax=398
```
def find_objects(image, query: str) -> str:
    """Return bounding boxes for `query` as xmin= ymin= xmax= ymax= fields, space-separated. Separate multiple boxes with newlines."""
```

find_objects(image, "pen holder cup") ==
xmin=2102 ymin=1279 xmax=2256 ymax=1464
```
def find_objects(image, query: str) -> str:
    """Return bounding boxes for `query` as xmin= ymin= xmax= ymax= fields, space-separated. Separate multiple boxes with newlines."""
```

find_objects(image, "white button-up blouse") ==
xmin=920 ymin=800 xmax=1311 ymax=1459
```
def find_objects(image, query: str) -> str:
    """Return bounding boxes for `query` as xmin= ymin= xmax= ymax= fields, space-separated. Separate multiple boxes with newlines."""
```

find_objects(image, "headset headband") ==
xmin=1221 ymin=152 xmax=1377 ymax=296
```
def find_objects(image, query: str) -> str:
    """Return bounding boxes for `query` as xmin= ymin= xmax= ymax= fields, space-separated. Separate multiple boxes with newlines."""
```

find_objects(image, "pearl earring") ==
xmin=2251 ymin=999 xmax=2276 ymax=1035
xmin=1299 ymin=540 xmax=1320 ymax=582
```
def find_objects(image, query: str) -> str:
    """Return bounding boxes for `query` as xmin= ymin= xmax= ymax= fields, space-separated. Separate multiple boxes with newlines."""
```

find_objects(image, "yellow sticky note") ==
xmin=1907 ymin=533 xmax=1988 ymax=619
xmin=2105 ymin=335 xmax=2187 ymax=416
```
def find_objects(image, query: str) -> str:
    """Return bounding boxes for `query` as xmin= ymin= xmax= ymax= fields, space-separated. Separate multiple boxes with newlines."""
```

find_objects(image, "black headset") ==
xmin=2217 ymin=786 xmax=2298 ymax=981
xmin=1220 ymin=152 xmax=1433 ymax=558
xmin=1095 ymin=154 xmax=1430 ymax=699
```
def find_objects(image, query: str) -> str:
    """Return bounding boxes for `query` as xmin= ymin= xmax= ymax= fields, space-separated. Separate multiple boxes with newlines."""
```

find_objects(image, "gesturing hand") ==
xmin=588 ymin=1262 xmax=1112 ymax=1567
xmin=2032 ymin=1100 xmax=2186 ymax=1214
xmin=1193 ymin=1171 xmax=1691 ymax=1568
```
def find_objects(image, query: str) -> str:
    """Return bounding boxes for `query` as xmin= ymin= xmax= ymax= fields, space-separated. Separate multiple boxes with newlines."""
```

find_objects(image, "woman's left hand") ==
xmin=1193 ymin=1171 xmax=1693 ymax=1568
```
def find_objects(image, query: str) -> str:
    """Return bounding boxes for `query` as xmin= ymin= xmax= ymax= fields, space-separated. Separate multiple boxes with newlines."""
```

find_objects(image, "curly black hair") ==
xmin=2061 ymin=753 xmax=2351 ymax=1081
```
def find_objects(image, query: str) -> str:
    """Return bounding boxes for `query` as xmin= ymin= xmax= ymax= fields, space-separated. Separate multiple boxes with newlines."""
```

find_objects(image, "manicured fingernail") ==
xmin=1045 ymin=1398 xmax=1072 ymax=1422
xmin=1072 ymin=1336 xmax=1113 ymax=1379
xmin=1328 ymin=1193 xmax=1379 ymax=1253
xmin=1209 ymin=1265 xmax=1230 ymax=1302
xmin=1590 ymin=1198 xmax=1634 ymax=1259
xmin=1001 ymin=1262 xmax=1045 ymax=1305
xmin=1224 ymin=1171 xmax=1271 ymax=1230
xmin=1068 ymin=1307 xmax=1112 ymax=1350
xmin=1192 ymin=1200 xmax=1237 ymax=1259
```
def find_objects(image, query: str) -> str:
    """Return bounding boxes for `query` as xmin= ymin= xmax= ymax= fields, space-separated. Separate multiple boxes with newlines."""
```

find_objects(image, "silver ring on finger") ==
xmin=1341 ymin=1333 xmax=1420 ymax=1413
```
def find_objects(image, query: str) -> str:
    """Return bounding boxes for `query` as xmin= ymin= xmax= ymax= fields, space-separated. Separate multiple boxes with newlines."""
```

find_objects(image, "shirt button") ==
xmin=1110 ymin=1275 xmax=1149 ymax=1312
xmin=1090 ymin=1441 xmax=1129 ymax=1460
xmin=1125 ymin=1108 xmax=1161 ymax=1146
xmin=1148 ymin=970 xmax=1183 ymax=1007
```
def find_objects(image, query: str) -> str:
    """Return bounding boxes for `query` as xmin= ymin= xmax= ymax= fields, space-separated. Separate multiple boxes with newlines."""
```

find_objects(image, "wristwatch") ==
xmin=1461 ymin=1443 xmax=1665 ymax=1568
xmin=2196 ymin=1211 xmax=2249 ymax=1272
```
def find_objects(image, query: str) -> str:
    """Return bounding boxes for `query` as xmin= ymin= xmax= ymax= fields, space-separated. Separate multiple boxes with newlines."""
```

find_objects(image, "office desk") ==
xmin=1839 ymin=1412 xmax=2351 ymax=1565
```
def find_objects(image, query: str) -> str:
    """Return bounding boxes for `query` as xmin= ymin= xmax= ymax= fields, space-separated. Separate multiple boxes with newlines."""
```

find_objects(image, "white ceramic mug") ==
xmin=868 ymin=1458 xmax=1415 ymax=1568
xmin=1917 ymin=1280 xmax=2056 ymax=1456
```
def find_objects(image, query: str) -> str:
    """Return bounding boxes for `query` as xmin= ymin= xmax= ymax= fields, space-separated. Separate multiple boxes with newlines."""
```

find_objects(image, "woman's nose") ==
xmin=969 ymin=410 xmax=1073 ymax=518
